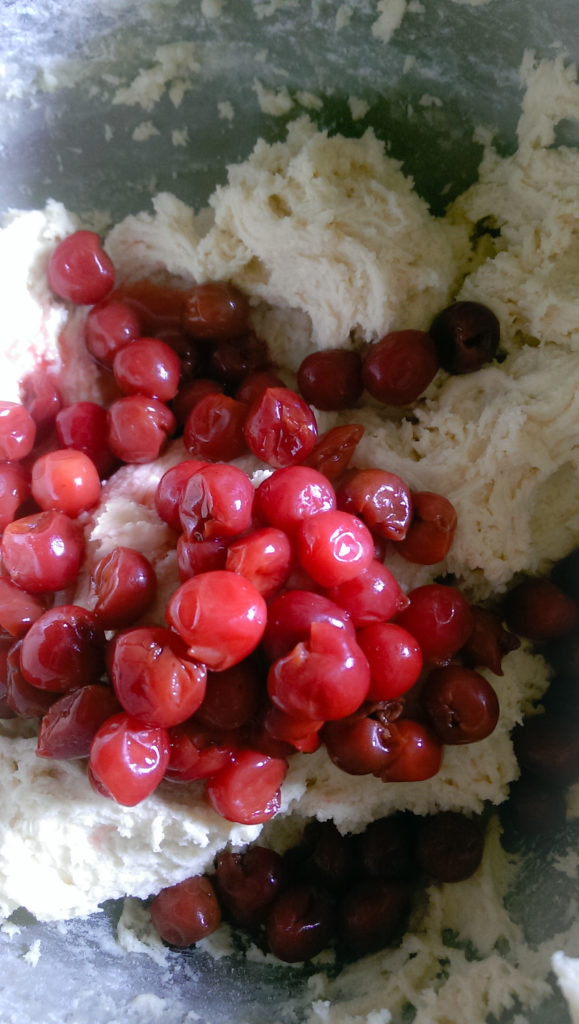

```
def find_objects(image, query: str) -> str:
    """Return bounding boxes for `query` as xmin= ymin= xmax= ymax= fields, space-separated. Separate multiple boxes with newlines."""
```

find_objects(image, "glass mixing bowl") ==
xmin=0 ymin=2 xmax=578 ymax=1022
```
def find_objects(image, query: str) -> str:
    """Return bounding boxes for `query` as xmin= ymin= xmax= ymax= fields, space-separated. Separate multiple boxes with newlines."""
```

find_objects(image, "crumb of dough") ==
xmin=171 ymin=128 xmax=189 ymax=147
xmin=112 ymin=43 xmax=201 ymax=112
xmin=335 ymin=4 xmax=353 ymax=30
xmin=253 ymin=78 xmax=294 ymax=115
xmin=348 ymin=96 xmax=370 ymax=121
xmin=217 ymin=100 xmax=235 ymax=121
xmin=372 ymin=0 xmax=408 ymax=43
xmin=296 ymin=90 xmax=323 ymax=110
xmin=22 ymin=939 xmax=41 ymax=968
xmin=132 ymin=121 xmax=160 ymax=142
xmin=553 ymin=953 xmax=579 ymax=1024
xmin=201 ymin=0 xmax=225 ymax=17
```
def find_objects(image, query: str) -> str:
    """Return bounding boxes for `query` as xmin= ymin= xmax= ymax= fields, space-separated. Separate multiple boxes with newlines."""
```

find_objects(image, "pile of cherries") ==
xmin=0 ymin=228 xmax=576 ymax=962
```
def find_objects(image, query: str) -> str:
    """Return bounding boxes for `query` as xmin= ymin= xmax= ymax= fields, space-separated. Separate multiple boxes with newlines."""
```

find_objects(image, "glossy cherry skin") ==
xmin=225 ymin=527 xmax=292 ymax=600
xmin=36 ymin=685 xmax=122 ymax=759
xmin=356 ymin=622 xmax=423 ymax=701
xmin=266 ymin=884 xmax=335 ymax=963
xmin=155 ymin=459 xmax=208 ymax=531
xmin=0 ymin=402 xmax=36 ymax=461
xmin=396 ymin=583 xmax=473 ymax=666
xmin=325 ymin=560 xmax=409 ymax=628
xmin=19 ymin=605 xmax=106 ymax=693
xmin=263 ymin=590 xmax=356 ymax=663
xmin=89 ymin=712 xmax=170 ymax=806
xmin=379 ymin=719 xmax=443 ymax=782
xmin=206 ymin=749 xmax=288 ymax=825
xmin=214 ymin=846 xmax=287 ymax=927
xmin=110 ymin=627 xmax=207 ymax=728
xmin=31 ymin=449 xmax=101 ymax=517
xmin=166 ymin=722 xmax=237 ymax=783
xmin=267 ymin=621 xmax=370 ymax=721
xmin=396 ymin=490 xmax=457 ymax=565
xmin=47 ymin=231 xmax=115 ymax=305
xmin=0 ymin=460 xmax=31 ymax=531
xmin=302 ymin=424 xmax=364 ymax=480
xmin=362 ymin=329 xmax=439 ymax=406
xmin=166 ymin=571 xmax=267 ymax=671
xmin=337 ymin=468 xmax=412 ymax=541
xmin=85 ymin=298 xmax=140 ymax=366
xmin=253 ymin=466 xmax=336 ymax=537
xmin=184 ymin=393 xmax=248 ymax=462
xmin=107 ymin=396 xmax=176 ymax=464
xmin=182 ymin=281 xmax=249 ymax=341
xmin=92 ymin=546 xmax=158 ymax=629
xmin=420 ymin=665 xmax=499 ymax=744
xmin=113 ymin=337 xmax=181 ymax=401
xmin=244 ymin=387 xmax=318 ymax=468
xmin=150 ymin=875 xmax=222 ymax=947
xmin=429 ymin=301 xmax=500 ymax=375
xmin=55 ymin=401 xmax=117 ymax=478
xmin=295 ymin=510 xmax=375 ymax=588
xmin=297 ymin=348 xmax=363 ymax=411
xmin=178 ymin=462 xmax=254 ymax=541
xmin=0 ymin=577 xmax=46 ymax=639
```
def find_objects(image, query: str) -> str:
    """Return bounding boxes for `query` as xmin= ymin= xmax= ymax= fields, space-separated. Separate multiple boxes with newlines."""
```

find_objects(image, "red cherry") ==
xmin=89 ymin=712 xmax=170 ymax=806
xmin=195 ymin=657 xmax=264 ymax=732
xmin=297 ymin=348 xmax=363 ymax=410
xmin=19 ymin=605 xmax=106 ymax=693
xmin=396 ymin=583 xmax=473 ymax=666
xmin=253 ymin=466 xmax=336 ymax=536
xmin=429 ymin=301 xmax=500 ymax=375
xmin=267 ymin=620 xmax=370 ymax=721
xmin=176 ymin=535 xmax=228 ymax=581
xmin=155 ymin=459 xmax=209 ymax=531
xmin=55 ymin=401 xmax=117 ymax=478
xmin=225 ymin=528 xmax=292 ymax=600
xmin=85 ymin=298 xmax=141 ymax=366
xmin=325 ymin=560 xmax=409 ymax=627
xmin=113 ymin=337 xmax=181 ymax=401
xmin=166 ymin=721 xmax=237 ymax=782
xmin=421 ymin=665 xmax=500 ymax=744
xmin=110 ymin=626 xmax=207 ymax=728
xmin=166 ymin=571 xmax=267 ymax=671
xmin=36 ymin=685 xmax=121 ymax=759
xmin=20 ymin=372 xmax=62 ymax=437
xmin=0 ymin=461 xmax=31 ymax=531
xmin=266 ymin=884 xmax=335 ymax=963
xmin=295 ymin=510 xmax=374 ymax=588
xmin=206 ymin=748 xmax=288 ymax=825
xmin=244 ymin=387 xmax=318 ymax=468
xmin=337 ymin=469 xmax=413 ymax=541
xmin=172 ymin=379 xmax=222 ymax=429
xmin=150 ymin=876 xmax=221 ymax=947
xmin=379 ymin=719 xmax=443 ymax=782
xmin=31 ymin=449 xmax=101 ymax=517
xmin=302 ymin=423 xmax=365 ymax=480
xmin=0 ymin=403 xmax=36 ymax=461
xmin=0 ymin=577 xmax=46 ymax=639
xmin=92 ymin=546 xmax=157 ymax=629
xmin=357 ymin=623 xmax=423 ymax=701
xmin=1 ymin=510 xmax=84 ymax=593
xmin=396 ymin=491 xmax=457 ymax=564
xmin=362 ymin=330 xmax=439 ymax=406
xmin=5 ymin=640 xmax=59 ymax=718
xmin=182 ymin=282 xmax=249 ymax=341
xmin=214 ymin=846 xmax=287 ymax=927
xmin=107 ymin=396 xmax=176 ymax=464
xmin=184 ymin=393 xmax=248 ymax=462
xmin=178 ymin=462 xmax=254 ymax=541
xmin=263 ymin=590 xmax=355 ymax=662
xmin=47 ymin=231 xmax=115 ymax=305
